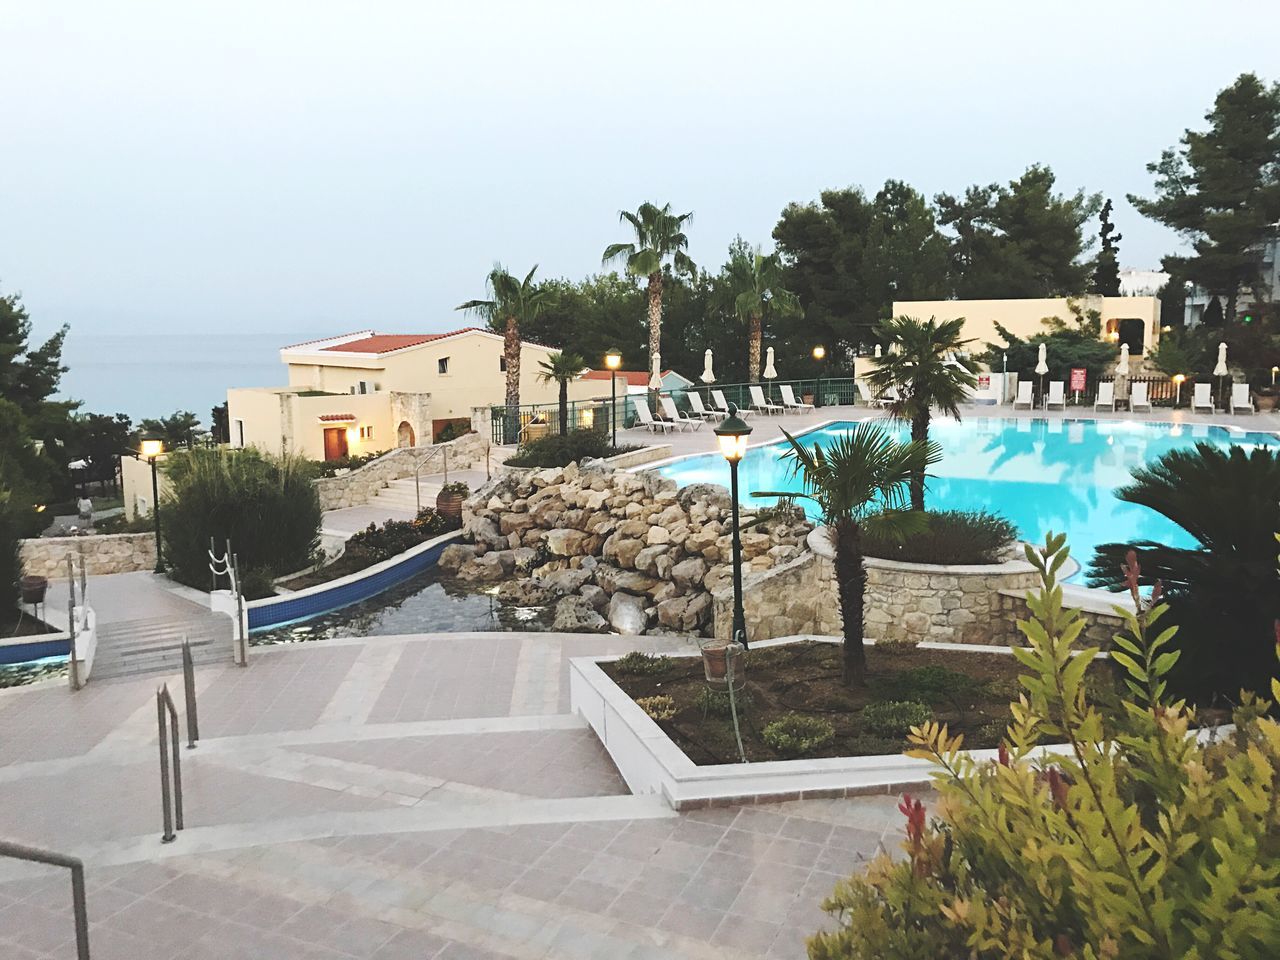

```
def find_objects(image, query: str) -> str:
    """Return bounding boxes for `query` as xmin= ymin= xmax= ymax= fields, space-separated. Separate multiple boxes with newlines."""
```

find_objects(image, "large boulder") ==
xmin=607 ymin=592 xmax=649 ymax=634
xmin=580 ymin=584 xmax=609 ymax=612
xmin=670 ymin=557 xmax=708 ymax=591
xmin=633 ymin=545 xmax=669 ymax=577
xmin=438 ymin=543 xmax=480 ymax=572
xmin=465 ymin=516 xmax=507 ymax=552
xmin=539 ymin=567 xmax=593 ymax=597
xmin=646 ymin=526 xmax=671 ymax=546
xmin=602 ymin=535 xmax=644 ymax=569
xmin=499 ymin=513 xmax=538 ymax=537
xmin=552 ymin=596 xmax=609 ymax=633
xmin=458 ymin=550 xmax=513 ymax=582
xmin=676 ymin=482 xmax=732 ymax=512
xmin=497 ymin=578 xmax=555 ymax=606
xmin=545 ymin=528 xmax=588 ymax=557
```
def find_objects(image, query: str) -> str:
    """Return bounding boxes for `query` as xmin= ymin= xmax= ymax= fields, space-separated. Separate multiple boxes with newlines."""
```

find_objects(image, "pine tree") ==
xmin=1090 ymin=198 xmax=1122 ymax=296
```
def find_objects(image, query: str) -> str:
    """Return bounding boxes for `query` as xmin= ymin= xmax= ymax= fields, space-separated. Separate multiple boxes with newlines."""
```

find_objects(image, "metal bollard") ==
xmin=181 ymin=639 xmax=199 ymax=749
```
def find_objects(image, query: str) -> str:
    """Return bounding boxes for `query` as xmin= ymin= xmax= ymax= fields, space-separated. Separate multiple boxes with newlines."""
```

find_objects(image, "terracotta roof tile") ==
xmin=581 ymin=369 xmax=673 ymax=387
xmin=320 ymin=328 xmax=484 ymax=354
xmin=317 ymin=413 xmax=357 ymax=422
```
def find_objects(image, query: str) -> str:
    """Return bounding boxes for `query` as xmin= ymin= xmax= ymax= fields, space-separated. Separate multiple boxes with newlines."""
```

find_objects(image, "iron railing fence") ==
xmin=489 ymin=399 xmax=611 ymax=446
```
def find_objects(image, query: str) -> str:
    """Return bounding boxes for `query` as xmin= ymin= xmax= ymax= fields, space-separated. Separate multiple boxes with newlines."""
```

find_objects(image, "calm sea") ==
xmin=56 ymin=332 xmax=310 ymax=423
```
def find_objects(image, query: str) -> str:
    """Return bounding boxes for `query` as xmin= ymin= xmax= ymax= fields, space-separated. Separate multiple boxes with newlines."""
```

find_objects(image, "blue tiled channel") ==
xmin=0 ymin=636 xmax=69 ymax=666
xmin=247 ymin=532 xmax=462 ymax=632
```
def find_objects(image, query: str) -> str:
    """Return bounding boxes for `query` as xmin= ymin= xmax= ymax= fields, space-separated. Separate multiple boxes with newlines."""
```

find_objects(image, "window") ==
xmin=234 ymin=419 xmax=245 ymax=448
xmin=499 ymin=356 xmax=507 ymax=372
xmin=438 ymin=357 xmax=450 ymax=375
xmin=359 ymin=425 xmax=375 ymax=440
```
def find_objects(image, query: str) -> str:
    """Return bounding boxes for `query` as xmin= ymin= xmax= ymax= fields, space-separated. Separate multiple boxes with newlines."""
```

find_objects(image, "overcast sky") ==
xmin=3 ymin=1 xmax=1275 ymax=345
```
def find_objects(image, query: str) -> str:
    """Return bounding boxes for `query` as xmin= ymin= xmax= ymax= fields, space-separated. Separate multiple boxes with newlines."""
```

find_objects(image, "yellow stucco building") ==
xmin=890 ymin=296 xmax=1162 ymax=357
xmin=227 ymin=328 xmax=601 ymax=460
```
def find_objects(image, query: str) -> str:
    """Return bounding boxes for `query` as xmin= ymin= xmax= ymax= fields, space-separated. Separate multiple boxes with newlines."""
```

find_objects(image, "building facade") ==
xmin=227 ymin=328 xmax=600 ymax=460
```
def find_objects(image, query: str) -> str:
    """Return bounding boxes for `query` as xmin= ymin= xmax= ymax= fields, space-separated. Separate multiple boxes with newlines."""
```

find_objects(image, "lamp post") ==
xmin=714 ymin=405 xmax=753 ymax=649
xmin=812 ymin=345 xmax=826 ymax=408
xmin=1172 ymin=373 xmax=1186 ymax=408
xmin=140 ymin=430 xmax=166 ymax=573
xmin=604 ymin=348 xmax=622 ymax=447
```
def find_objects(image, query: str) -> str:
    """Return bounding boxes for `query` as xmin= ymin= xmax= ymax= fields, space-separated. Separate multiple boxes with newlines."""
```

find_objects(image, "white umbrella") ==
xmin=1213 ymin=342 xmax=1228 ymax=377
xmin=763 ymin=347 xmax=777 ymax=380
xmin=649 ymin=352 xmax=663 ymax=391
xmin=874 ymin=344 xmax=882 ymax=359
xmin=1116 ymin=342 xmax=1130 ymax=376
xmin=1034 ymin=343 xmax=1049 ymax=376
xmin=700 ymin=349 xmax=715 ymax=384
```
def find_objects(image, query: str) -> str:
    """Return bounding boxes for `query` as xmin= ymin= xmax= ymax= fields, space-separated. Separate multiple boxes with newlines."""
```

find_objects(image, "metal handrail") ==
xmin=157 ymin=684 xmax=184 ymax=843
xmin=0 ymin=840 xmax=90 ymax=959
xmin=66 ymin=557 xmax=81 ymax=691
xmin=410 ymin=445 xmax=447 ymax=514
xmin=181 ymin=640 xmax=199 ymax=749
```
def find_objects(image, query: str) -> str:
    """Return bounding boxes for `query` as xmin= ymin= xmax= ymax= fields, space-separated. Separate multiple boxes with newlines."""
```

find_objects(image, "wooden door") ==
xmin=323 ymin=427 xmax=349 ymax=461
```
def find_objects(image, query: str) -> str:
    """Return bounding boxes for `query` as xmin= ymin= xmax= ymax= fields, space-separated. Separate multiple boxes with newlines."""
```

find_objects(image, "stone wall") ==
xmin=713 ymin=527 xmax=1043 ymax=646
xmin=313 ymin=431 xmax=490 ymax=511
xmin=19 ymin=533 xmax=157 ymax=578
xmin=443 ymin=466 xmax=812 ymax=636
xmin=995 ymin=589 xmax=1127 ymax=647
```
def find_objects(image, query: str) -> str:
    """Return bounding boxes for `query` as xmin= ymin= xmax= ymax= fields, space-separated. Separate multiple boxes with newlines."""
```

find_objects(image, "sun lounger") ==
xmin=1094 ymin=382 xmax=1115 ymax=412
xmin=1045 ymin=381 xmax=1066 ymax=410
xmin=1012 ymin=381 xmax=1033 ymax=410
xmin=779 ymin=384 xmax=814 ymax=414
xmin=632 ymin=402 xmax=674 ymax=433
xmin=1192 ymin=383 xmax=1214 ymax=414
xmin=687 ymin=391 xmax=724 ymax=421
xmin=659 ymin=396 xmax=703 ymax=431
xmin=711 ymin=389 xmax=753 ymax=418
xmin=1230 ymin=382 xmax=1255 ymax=414
xmin=1129 ymin=382 xmax=1151 ymax=413
xmin=749 ymin=384 xmax=783 ymax=415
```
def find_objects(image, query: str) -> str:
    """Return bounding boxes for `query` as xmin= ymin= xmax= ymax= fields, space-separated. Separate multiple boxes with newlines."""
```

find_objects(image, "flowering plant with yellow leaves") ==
xmin=809 ymin=533 xmax=1280 ymax=960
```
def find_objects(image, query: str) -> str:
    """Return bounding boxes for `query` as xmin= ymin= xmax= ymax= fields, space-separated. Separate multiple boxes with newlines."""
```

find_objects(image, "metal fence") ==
xmin=489 ymin=399 xmax=611 ymax=445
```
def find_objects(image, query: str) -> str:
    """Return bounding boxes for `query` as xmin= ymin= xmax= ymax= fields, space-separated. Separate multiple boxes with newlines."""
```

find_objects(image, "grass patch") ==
xmin=603 ymin=640 xmax=1115 ymax=765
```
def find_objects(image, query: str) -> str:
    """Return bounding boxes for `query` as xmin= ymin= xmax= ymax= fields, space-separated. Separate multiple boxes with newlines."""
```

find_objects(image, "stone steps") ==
xmin=91 ymin=612 xmax=234 ymax=680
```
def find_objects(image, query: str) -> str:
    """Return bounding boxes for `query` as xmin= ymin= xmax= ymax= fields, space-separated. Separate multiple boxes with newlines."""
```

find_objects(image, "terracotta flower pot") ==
xmin=435 ymin=491 xmax=464 ymax=521
xmin=20 ymin=576 xmax=48 ymax=604
xmin=701 ymin=643 xmax=730 ymax=680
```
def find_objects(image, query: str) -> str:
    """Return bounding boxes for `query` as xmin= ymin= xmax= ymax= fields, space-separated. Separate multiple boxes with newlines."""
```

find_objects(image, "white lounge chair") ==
xmin=711 ymin=389 xmax=753 ymax=418
xmin=1230 ymin=382 xmax=1255 ymax=415
xmin=687 ymin=391 xmax=724 ymax=421
xmin=749 ymin=384 xmax=784 ymax=416
xmin=1129 ymin=381 xmax=1151 ymax=413
xmin=632 ymin=402 xmax=674 ymax=433
xmin=779 ymin=384 xmax=814 ymax=414
xmin=1045 ymin=381 xmax=1066 ymax=410
xmin=659 ymin=396 xmax=702 ymax=431
xmin=1094 ymin=382 xmax=1115 ymax=412
xmin=1012 ymin=381 xmax=1034 ymax=410
xmin=856 ymin=379 xmax=892 ymax=408
xmin=1192 ymin=382 xmax=1214 ymax=414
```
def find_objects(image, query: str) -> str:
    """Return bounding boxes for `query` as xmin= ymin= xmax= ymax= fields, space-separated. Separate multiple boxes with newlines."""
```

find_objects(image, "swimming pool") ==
xmin=655 ymin=418 xmax=1280 ymax=575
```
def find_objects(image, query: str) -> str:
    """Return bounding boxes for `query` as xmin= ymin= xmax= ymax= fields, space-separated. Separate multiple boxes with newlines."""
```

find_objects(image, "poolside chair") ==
xmin=779 ymin=384 xmax=815 ymax=414
xmin=687 ymin=391 xmax=725 ymax=421
xmin=749 ymin=384 xmax=784 ymax=416
xmin=855 ymin=379 xmax=892 ymax=408
xmin=1012 ymin=381 xmax=1034 ymax=410
xmin=1192 ymin=382 xmax=1214 ymax=414
xmin=1094 ymin=382 xmax=1115 ymax=412
xmin=711 ymin=389 xmax=753 ymax=418
xmin=1230 ymin=382 xmax=1256 ymax=415
xmin=1045 ymin=381 xmax=1066 ymax=410
xmin=632 ymin=402 xmax=674 ymax=433
xmin=1129 ymin=381 xmax=1151 ymax=413
xmin=659 ymin=395 xmax=703 ymax=431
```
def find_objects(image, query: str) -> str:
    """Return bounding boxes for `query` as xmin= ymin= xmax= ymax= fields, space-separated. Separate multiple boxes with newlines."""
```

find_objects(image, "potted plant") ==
xmin=1254 ymin=385 xmax=1279 ymax=412
xmin=20 ymin=576 xmax=47 ymax=605
xmin=435 ymin=481 xmax=469 ymax=521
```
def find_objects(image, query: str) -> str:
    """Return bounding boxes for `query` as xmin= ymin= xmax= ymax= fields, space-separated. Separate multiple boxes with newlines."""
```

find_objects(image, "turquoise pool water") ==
xmin=656 ymin=418 xmax=1280 ymax=576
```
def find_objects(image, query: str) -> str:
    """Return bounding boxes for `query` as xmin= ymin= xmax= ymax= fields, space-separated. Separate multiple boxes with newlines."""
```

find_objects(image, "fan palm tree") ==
xmin=456 ymin=264 xmax=546 ymax=414
xmin=537 ymin=351 xmax=586 ymax=437
xmin=756 ymin=423 xmax=941 ymax=685
xmin=1088 ymin=443 xmax=1280 ymax=701
xmin=723 ymin=246 xmax=801 ymax=381
xmin=601 ymin=203 xmax=695 ymax=399
xmin=864 ymin=315 xmax=978 ymax=511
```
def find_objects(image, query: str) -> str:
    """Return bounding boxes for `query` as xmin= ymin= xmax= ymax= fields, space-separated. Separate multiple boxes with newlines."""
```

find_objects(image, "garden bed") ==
xmin=601 ymin=640 xmax=1112 ymax=766
xmin=278 ymin=509 xmax=461 ymax=591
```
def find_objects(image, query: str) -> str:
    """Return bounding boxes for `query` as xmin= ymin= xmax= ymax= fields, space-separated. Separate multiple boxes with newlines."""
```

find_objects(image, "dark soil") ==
xmin=1 ymin=611 xmax=59 ymax=639
xmin=278 ymin=552 xmax=376 ymax=591
xmin=604 ymin=640 xmax=1115 ymax=765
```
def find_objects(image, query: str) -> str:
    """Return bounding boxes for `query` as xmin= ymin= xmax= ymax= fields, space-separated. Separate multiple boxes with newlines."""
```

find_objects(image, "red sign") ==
xmin=1069 ymin=367 xmax=1087 ymax=393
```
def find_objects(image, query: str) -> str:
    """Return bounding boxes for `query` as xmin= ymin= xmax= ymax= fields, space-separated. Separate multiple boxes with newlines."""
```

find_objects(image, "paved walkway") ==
xmin=0 ymin=633 xmax=904 ymax=959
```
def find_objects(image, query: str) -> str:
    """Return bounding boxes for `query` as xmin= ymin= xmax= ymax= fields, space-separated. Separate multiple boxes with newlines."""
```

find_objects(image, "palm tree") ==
xmin=756 ymin=423 xmax=940 ymax=685
xmin=864 ymin=315 xmax=978 ymax=512
xmin=456 ymin=264 xmax=546 ymax=414
xmin=602 ymin=203 xmax=695 ymax=399
xmin=537 ymin=351 xmax=586 ymax=437
xmin=723 ymin=245 xmax=800 ymax=381
xmin=1088 ymin=443 xmax=1280 ymax=701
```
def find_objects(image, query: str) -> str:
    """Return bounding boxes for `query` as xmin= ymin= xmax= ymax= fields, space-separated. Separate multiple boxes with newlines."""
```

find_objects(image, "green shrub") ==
xmin=93 ymin=513 xmax=155 ymax=534
xmin=439 ymin=480 xmax=470 ymax=498
xmin=871 ymin=637 xmax=919 ymax=656
xmin=870 ymin=666 xmax=985 ymax=706
xmin=693 ymin=684 xmax=754 ymax=717
xmin=346 ymin=509 xmax=461 ymax=564
xmin=636 ymin=695 xmax=676 ymax=720
xmin=862 ymin=510 xmax=1017 ymax=565
xmin=238 ymin=566 xmax=278 ymax=601
xmin=809 ymin=534 xmax=1280 ymax=960
xmin=861 ymin=700 xmax=932 ymax=738
xmin=762 ymin=713 xmax=836 ymax=758
xmin=0 ymin=493 xmax=19 ymax=609
xmin=312 ymin=451 xmax=381 ymax=478
xmin=614 ymin=651 xmax=672 ymax=676
xmin=162 ymin=447 xmax=322 ymax=591
xmin=505 ymin=430 xmax=638 ymax=468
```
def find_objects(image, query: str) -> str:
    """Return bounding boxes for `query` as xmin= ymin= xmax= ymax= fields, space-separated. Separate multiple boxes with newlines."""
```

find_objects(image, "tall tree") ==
xmin=1129 ymin=73 xmax=1280 ymax=323
xmin=773 ymin=181 xmax=949 ymax=358
xmin=757 ymin=424 xmax=939 ymax=685
xmin=0 ymin=287 xmax=69 ymax=418
xmin=602 ymin=203 xmax=695 ymax=397
xmin=536 ymin=351 xmax=586 ymax=436
xmin=936 ymin=165 xmax=1101 ymax=298
xmin=864 ymin=316 xmax=978 ymax=511
xmin=457 ymin=264 xmax=547 ymax=412
xmin=138 ymin=410 xmax=201 ymax=449
xmin=721 ymin=241 xmax=800 ymax=381
xmin=1090 ymin=198 xmax=1123 ymax=296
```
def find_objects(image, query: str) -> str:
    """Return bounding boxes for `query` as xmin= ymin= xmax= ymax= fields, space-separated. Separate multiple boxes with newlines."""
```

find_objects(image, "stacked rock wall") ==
xmin=441 ymin=464 xmax=811 ymax=636
xmin=19 ymin=533 xmax=157 ymax=578
xmin=313 ymin=431 xmax=490 ymax=511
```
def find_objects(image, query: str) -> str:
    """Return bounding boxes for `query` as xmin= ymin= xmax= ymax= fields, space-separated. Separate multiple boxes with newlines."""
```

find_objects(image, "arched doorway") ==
xmin=397 ymin=421 xmax=416 ymax=448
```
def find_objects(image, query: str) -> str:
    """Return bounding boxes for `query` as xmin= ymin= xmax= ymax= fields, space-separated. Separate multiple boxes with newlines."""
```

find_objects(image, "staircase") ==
xmin=369 ymin=476 xmax=442 ymax=516
xmin=90 ymin=611 xmax=235 ymax=681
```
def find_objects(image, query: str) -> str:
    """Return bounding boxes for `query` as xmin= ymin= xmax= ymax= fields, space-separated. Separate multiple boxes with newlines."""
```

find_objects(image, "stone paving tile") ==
xmin=292 ymin=728 xmax=627 ymax=798
xmin=0 ymin=675 xmax=154 ymax=764
xmin=368 ymin=638 xmax=520 ymax=723
xmin=199 ymin=645 xmax=362 ymax=737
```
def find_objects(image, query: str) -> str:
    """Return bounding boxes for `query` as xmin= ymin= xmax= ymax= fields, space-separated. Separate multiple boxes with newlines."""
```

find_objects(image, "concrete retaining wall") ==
xmin=19 ymin=533 xmax=157 ymax=579
xmin=313 ymin=431 xmax=490 ymax=511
